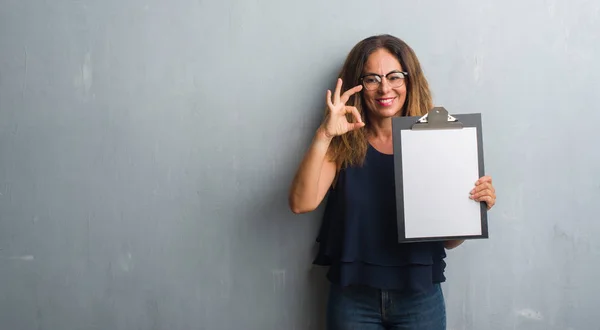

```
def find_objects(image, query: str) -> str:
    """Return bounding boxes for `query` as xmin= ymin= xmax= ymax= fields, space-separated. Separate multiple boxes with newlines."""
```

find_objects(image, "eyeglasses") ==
xmin=360 ymin=71 xmax=408 ymax=91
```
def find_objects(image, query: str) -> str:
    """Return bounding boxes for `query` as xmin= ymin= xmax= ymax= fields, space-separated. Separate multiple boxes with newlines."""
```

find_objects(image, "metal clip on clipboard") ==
xmin=411 ymin=107 xmax=464 ymax=130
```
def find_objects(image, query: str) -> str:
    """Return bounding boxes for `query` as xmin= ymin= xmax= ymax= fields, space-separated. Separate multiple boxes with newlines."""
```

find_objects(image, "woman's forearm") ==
xmin=444 ymin=240 xmax=465 ymax=249
xmin=288 ymin=128 xmax=336 ymax=214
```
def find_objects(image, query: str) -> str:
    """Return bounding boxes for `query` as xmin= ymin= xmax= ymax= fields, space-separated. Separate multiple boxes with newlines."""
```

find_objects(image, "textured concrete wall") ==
xmin=1 ymin=0 xmax=598 ymax=329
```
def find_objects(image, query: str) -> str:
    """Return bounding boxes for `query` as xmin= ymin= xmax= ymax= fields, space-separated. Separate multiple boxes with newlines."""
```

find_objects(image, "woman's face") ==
xmin=361 ymin=48 xmax=407 ymax=119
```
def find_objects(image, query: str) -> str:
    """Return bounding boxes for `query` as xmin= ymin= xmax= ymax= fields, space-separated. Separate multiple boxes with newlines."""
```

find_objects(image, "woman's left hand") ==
xmin=470 ymin=175 xmax=496 ymax=210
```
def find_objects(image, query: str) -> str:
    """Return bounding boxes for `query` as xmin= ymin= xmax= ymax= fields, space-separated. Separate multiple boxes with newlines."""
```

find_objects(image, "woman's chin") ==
xmin=371 ymin=107 xmax=403 ymax=119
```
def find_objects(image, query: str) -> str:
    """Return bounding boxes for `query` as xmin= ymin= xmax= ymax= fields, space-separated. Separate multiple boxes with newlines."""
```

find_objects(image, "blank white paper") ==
xmin=400 ymin=127 xmax=482 ymax=239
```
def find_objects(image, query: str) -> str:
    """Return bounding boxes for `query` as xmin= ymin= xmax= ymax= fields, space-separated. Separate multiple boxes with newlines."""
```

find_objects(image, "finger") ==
xmin=475 ymin=176 xmax=491 ymax=185
xmin=475 ymin=175 xmax=493 ymax=185
xmin=326 ymin=90 xmax=333 ymax=109
xmin=470 ymin=188 xmax=494 ymax=200
xmin=474 ymin=195 xmax=492 ymax=202
xmin=471 ymin=182 xmax=492 ymax=194
xmin=480 ymin=196 xmax=495 ymax=209
xmin=340 ymin=85 xmax=363 ymax=104
xmin=334 ymin=78 xmax=343 ymax=105
xmin=348 ymin=122 xmax=366 ymax=131
xmin=475 ymin=195 xmax=495 ymax=209
xmin=346 ymin=106 xmax=363 ymax=124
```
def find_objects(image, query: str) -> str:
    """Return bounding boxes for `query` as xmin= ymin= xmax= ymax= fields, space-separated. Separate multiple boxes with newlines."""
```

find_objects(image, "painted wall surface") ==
xmin=1 ymin=0 xmax=599 ymax=329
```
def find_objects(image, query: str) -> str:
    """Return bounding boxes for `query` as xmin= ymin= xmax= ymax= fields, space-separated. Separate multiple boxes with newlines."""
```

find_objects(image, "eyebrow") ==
xmin=362 ymin=69 xmax=403 ymax=76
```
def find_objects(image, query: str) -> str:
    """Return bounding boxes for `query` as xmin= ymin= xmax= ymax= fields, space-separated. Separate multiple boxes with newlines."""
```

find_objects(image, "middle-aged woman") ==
xmin=288 ymin=34 xmax=496 ymax=329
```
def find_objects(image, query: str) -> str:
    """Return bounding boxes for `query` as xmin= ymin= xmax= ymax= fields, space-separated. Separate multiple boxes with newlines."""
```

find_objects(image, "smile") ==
xmin=376 ymin=97 xmax=396 ymax=106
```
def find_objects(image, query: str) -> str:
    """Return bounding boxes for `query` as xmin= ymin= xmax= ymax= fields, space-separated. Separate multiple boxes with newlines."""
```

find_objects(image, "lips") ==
xmin=376 ymin=97 xmax=396 ymax=107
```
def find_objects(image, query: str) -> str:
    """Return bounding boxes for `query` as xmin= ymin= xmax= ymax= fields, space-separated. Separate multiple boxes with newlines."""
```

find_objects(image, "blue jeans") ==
xmin=326 ymin=283 xmax=446 ymax=330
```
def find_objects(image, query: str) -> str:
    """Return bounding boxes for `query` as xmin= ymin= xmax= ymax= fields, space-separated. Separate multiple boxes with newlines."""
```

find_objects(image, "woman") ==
xmin=288 ymin=34 xmax=496 ymax=329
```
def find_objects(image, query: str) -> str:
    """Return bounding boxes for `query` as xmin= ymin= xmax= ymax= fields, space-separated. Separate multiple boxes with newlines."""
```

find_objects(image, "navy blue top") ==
xmin=313 ymin=143 xmax=447 ymax=292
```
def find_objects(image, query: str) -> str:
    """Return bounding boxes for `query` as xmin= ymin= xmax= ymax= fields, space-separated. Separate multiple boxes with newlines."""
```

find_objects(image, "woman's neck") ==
xmin=367 ymin=116 xmax=393 ymax=142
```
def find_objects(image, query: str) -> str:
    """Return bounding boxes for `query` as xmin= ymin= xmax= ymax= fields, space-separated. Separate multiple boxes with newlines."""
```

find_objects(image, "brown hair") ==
xmin=326 ymin=34 xmax=433 ymax=169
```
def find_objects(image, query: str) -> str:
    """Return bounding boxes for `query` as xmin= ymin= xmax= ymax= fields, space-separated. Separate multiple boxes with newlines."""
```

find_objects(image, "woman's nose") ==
xmin=378 ymin=78 xmax=392 ymax=94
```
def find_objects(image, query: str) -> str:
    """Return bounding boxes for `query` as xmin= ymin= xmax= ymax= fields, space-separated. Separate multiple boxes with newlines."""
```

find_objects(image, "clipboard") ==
xmin=391 ymin=107 xmax=489 ymax=243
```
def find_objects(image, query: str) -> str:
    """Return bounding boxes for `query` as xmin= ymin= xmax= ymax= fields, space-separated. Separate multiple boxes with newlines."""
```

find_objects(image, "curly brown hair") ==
xmin=326 ymin=34 xmax=433 ymax=169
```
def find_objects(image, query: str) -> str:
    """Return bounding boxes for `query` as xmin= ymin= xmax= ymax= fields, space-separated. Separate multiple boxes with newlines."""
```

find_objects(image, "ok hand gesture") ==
xmin=320 ymin=78 xmax=365 ymax=138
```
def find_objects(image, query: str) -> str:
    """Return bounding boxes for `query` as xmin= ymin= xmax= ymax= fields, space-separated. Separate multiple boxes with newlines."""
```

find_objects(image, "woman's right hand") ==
xmin=320 ymin=78 xmax=365 ymax=138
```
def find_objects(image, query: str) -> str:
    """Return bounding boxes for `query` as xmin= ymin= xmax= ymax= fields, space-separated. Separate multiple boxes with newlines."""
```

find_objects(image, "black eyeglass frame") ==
xmin=359 ymin=70 xmax=409 ymax=90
